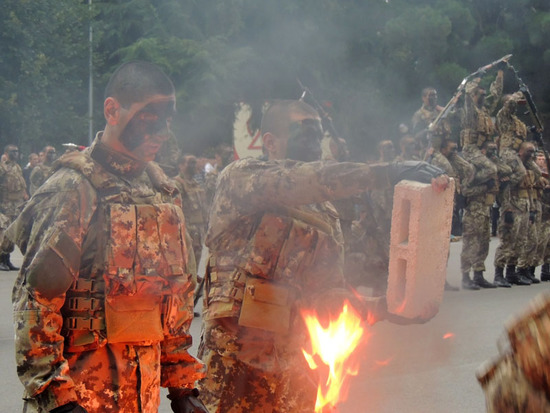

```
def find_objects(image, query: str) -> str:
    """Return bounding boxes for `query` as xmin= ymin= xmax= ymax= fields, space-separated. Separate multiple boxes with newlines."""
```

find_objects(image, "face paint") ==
xmin=119 ymin=100 xmax=176 ymax=151
xmin=7 ymin=148 xmax=19 ymax=161
xmin=45 ymin=149 xmax=56 ymax=163
xmin=286 ymin=118 xmax=324 ymax=162
xmin=427 ymin=91 xmax=437 ymax=107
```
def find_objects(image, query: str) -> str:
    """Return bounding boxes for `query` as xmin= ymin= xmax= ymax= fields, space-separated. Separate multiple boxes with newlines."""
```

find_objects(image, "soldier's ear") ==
xmin=104 ymin=97 xmax=121 ymax=126
xmin=262 ymin=133 xmax=276 ymax=154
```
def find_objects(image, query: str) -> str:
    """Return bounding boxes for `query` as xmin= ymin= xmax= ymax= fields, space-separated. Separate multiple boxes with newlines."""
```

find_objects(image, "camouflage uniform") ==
xmin=29 ymin=161 xmax=54 ymax=195
xmin=174 ymin=173 xmax=209 ymax=269
xmin=536 ymin=181 xmax=550 ymax=270
xmin=197 ymin=157 xmax=392 ymax=413
xmin=477 ymin=293 xmax=550 ymax=412
xmin=493 ymin=148 xmax=529 ymax=269
xmin=0 ymin=158 xmax=27 ymax=220
xmin=0 ymin=157 xmax=28 ymax=257
xmin=8 ymin=136 xmax=205 ymax=413
xmin=411 ymin=104 xmax=452 ymax=157
xmin=524 ymin=161 xmax=543 ymax=269
xmin=460 ymin=146 xmax=498 ymax=273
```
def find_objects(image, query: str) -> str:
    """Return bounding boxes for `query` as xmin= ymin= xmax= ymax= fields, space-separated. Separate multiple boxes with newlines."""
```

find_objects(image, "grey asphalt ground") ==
xmin=1 ymin=238 xmax=548 ymax=412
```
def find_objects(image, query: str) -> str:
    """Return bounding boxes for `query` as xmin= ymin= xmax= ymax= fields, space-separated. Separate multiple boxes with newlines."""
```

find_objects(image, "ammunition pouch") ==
xmin=105 ymin=295 xmax=164 ymax=343
xmin=238 ymin=277 xmax=295 ymax=334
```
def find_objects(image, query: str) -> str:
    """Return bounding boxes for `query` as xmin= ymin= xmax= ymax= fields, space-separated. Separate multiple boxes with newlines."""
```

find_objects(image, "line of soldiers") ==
xmin=410 ymin=69 xmax=550 ymax=291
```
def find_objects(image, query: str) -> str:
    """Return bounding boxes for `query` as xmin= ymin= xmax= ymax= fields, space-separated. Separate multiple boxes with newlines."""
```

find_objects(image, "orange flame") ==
xmin=301 ymin=301 xmax=367 ymax=412
xmin=443 ymin=332 xmax=455 ymax=339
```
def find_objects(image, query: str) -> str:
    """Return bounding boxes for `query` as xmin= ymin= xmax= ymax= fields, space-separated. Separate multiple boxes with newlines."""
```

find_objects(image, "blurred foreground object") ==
xmin=386 ymin=178 xmax=455 ymax=319
xmin=477 ymin=292 xmax=550 ymax=412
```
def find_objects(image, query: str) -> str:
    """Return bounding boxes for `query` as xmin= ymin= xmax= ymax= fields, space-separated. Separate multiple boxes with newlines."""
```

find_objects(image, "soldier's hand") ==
xmin=431 ymin=174 xmax=450 ymax=193
xmin=168 ymin=388 xmax=208 ymax=413
xmin=50 ymin=402 xmax=88 ymax=413
xmin=389 ymin=161 xmax=446 ymax=186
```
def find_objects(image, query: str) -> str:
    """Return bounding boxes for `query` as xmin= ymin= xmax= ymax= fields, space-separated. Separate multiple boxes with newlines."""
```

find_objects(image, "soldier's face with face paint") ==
xmin=284 ymin=118 xmax=324 ymax=162
xmin=118 ymin=95 xmax=176 ymax=162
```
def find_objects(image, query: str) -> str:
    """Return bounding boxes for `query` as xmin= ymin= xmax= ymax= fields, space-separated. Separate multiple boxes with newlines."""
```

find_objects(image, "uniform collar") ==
xmin=90 ymin=131 xmax=147 ymax=178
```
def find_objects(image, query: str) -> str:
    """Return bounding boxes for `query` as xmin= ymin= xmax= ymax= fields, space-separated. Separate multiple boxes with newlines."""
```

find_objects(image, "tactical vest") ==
xmin=500 ymin=117 xmax=527 ymax=151
xmin=204 ymin=203 xmax=344 ymax=334
xmin=58 ymin=153 xmax=192 ymax=352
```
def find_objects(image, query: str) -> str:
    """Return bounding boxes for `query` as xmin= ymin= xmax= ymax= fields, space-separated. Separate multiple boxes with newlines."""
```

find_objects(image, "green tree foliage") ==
xmin=1 ymin=0 xmax=550 ymax=160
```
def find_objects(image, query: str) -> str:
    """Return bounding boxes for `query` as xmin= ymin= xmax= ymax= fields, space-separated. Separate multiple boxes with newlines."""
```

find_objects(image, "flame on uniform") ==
xmin=301 ymin=301 xmax=367 ymax=412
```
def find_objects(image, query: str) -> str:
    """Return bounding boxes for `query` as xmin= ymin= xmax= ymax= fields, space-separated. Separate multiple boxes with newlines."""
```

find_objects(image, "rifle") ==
xmin=427 ymin=54 xmax=513 ymax=148
xmin=506 ymin=61 xmax=550 ymax=176
xmin=297 ymin=79 xmax=348 ymax=160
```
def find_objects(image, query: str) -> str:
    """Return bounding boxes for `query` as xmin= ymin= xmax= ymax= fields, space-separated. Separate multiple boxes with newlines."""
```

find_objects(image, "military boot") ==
xmin=505 ymin=265 xmax=530 ymax=286
xmin=473 ymin=271 xmax=496 ymax=288
xmin=0 ymin=254 xmax=9 ymax=272
xmin=493 ymin=266 xmax=511 ymax=288
xmin=510 ymin=267 xmax=532 ymax=286
xmin=541 ymin=263 xmax=550 ymax=282
xmin=525 ymin=266 xmax=540 ymax=284
xmin=462 ymin=272 xmax=480 ymax=290
xmin=4 ymin=254 xmax=19 ymax=271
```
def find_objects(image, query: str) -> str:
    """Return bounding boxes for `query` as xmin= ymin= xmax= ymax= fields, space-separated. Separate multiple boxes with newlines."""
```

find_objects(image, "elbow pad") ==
xmin=26 ymin=229 xmax=80 ymax=300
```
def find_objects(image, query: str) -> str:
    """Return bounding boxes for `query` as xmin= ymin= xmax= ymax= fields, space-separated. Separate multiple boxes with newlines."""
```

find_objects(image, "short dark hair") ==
xmin=4 ymin=144 xmax=17 ymax=154
xmin=104 ymin=61 xmax=175 ymax=108
xmin=261 ymin=100 xmax=319 ymax=138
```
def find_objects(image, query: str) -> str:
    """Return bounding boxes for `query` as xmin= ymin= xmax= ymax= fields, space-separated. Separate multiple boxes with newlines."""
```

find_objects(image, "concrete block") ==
xmin=386 ymin=179 xmax=455 ymax=319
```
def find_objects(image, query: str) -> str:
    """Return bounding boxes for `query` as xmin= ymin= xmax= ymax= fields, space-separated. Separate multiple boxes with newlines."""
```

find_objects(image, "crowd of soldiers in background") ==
xmin=1 ymin=68 xmax=548 ymax=297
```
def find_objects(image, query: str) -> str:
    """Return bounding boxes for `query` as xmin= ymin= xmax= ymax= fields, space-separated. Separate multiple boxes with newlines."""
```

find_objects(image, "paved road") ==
xmin=1 ymin=238 xmax=548 ymax=412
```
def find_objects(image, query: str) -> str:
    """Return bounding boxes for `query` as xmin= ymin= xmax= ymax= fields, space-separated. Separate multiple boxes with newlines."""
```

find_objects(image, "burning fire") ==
xmin=301 ymin=300 xmax=368 ymax=412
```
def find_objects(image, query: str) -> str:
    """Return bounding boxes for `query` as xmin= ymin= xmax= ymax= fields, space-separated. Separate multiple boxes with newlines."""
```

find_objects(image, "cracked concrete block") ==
xmin=386 ymin=179 xmax=455 ymax=319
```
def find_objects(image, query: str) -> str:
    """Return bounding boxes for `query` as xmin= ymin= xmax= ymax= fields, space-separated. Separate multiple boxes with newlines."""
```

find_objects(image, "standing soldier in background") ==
xmin=460 ymin=142 xmax=503 ymax=289
xmin=23 ymin=152 xmax=39 ymax=190
xmin=494 ymin=93 xmax=533 ymax=286
xmin=29 ymin=145 xmax=57 ymax=195
xmin=174 ymin=154 xmax=209 ymax=277
xmin=411 ymin=87 xmax=453 ymax=162
xmin=522 ymin=147 xmax=543 ymax=283
xmin=0 ymin=144 xmax=27 ymax=271
xmin=7 ymin=61 xmax=207 ymax=413
xmin=459 ymin=72 xmax=503 ymax=289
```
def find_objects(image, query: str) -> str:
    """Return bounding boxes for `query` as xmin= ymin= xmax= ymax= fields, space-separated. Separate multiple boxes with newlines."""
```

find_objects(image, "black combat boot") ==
xmin=4 ymin=254 xmax=19 ymax=271
xmin=541 ymin=263 xmax=550 ymax=282
xmin=473 ymin=271 xmax=497 ymax=288
xmin=462 ymin=272 xmax=480 ymax=290
xmin=525 ymin=266 xmax=540 ymax=284
xmin=0 ymin=254 xmax=9 ymax=272
xmin=505 ymin=265 xmax=530 ymax=286
xmin=493 ymin=266 xmax=511 ymax=288
xmin=510 ymin=267 xmax=532 ymax=286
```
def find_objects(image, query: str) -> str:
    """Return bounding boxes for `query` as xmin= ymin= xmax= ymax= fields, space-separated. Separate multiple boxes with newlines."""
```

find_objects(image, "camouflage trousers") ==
xmin=461 ymin=200 xmax=491 ymax=273
xmin=494 ymin=199 xmax=530 ymax=268
xmin=525 ymin=200 xmax=542 ymax=267
xmin=537 ymin=215 xmax=550 ymax=265
xmin=478 ymin=353 xmax=550 ymax=413
xmin=197 ymin=319 xmax=317 ymax=413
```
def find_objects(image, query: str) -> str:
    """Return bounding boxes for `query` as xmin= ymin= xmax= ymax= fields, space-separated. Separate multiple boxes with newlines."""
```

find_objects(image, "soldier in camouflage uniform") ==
xmin=0 ymin=144 xmax=28 ymax=271
xmin=174 ymin=154 xmax=209 ymax=273
xmin=197 ymin=99 xmax=450 ymax=413
xmin=7 ymin=62 xmax=206 ymax=413
xmin=29 ymin=145 xmax=57 ymax=195
xmin=522 ymin=147 xmax=543 ymax=283
xmin=411 ymin=87 xmax=453 ymax=161
xmin=494 ymin=92 xmax=534 ymax=286
xmin=460 ymin=142 xmax=507 ymax=289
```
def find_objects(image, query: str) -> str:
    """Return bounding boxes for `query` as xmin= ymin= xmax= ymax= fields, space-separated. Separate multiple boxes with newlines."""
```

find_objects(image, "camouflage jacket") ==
xmin=0 ymin=159 xmax=27 ymax=207
xmin=461 ymin=145 xmax=498 ymax=201
xmin=498 ymin=148 xmax=528 ymax=212
xmin=29 ymin=161 xmax=54 ymax=195
xmin=203 ymin=157 xmax=391 ymax=325
xmin=8 ymin=135 xmax=204 ymax=412
xmin=174 ymin=174 xmax=208 ymax=227
xmin=496 ymin=102 xmax=528 ymax=150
